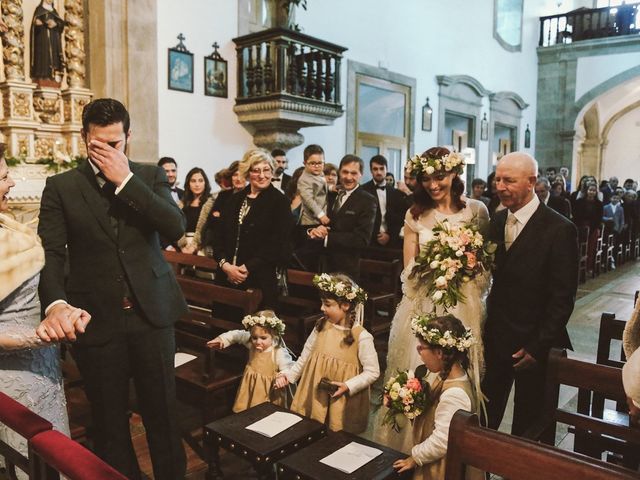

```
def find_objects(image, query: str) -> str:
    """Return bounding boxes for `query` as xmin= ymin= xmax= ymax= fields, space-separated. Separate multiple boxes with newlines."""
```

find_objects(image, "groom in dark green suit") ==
xmin=37 ymin=98 xmax=187 ymax=479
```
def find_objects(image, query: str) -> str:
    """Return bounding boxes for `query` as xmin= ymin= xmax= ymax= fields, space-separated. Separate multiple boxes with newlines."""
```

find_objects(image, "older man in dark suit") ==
xmin=37 ymin=99 xmax=187 ymax=479
xmin=482 ymin=152 xmax=578 ymax=436
xmin=535 ymin=177 xmax=571 ymax=218
xmin=362 ymin=155 xmax=408 ymax=249
xmin=309 ymin=154 xmax=376 ymax=278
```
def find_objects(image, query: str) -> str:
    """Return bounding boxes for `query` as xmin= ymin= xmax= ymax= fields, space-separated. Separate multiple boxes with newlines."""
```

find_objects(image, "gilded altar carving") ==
xmin=63 ymin=96 xmax=89 ymax=122
xmin=1 ymin=0 xmax=26 ymax=80
xmin=17 ymin=136 xmax=29 ymax=157
xmin=34 ymin=137 xmax=55 ymax=158
xmin=33 ymin=92 xmax=62 ymax=124
xmin=64 ymin=0 xmax=86 ymax=88
xmin=11 ymin=92 xmax=32 ymax=118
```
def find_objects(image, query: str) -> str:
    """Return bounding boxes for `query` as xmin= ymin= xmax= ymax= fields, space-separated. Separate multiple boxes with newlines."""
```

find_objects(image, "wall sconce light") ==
xmin=422 ymin=97 xmax=433 ymax=132
xmin=480 ymin=113 xmax=488 ymax=141
xmin=524 ymin=124 xmax=531 ymax=148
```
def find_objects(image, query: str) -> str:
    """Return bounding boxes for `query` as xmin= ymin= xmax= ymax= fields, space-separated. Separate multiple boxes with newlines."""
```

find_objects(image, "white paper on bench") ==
xmin=245 ymin=411 xmax=303 ymax=438
xmin=174 ymin=352 xmax=197 ymax=368
xmin=319 ymin=441 xmax=383 ymax=474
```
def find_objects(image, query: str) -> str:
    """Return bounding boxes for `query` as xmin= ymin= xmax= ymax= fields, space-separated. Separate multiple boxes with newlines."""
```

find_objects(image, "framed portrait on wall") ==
xmin=204 ymin=44 xmax=228 ymax=98
xmin=168 ymin=34 xmax=194 ymax=93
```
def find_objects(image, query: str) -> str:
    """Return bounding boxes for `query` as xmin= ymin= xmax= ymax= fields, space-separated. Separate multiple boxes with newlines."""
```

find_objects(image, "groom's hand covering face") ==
xmin=82 ymin=122 xmax=131 ymax=187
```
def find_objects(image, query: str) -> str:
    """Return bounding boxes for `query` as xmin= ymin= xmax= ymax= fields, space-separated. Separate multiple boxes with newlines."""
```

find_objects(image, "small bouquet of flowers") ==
xmin=381 ymin=369 xmax=430 ymax=432
xmin=410 ymin=220 xmax=496 ymax=312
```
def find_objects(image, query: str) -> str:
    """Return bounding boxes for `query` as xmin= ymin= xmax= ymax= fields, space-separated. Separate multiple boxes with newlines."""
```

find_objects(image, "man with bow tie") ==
xmin=38 ymin=98 xmax=187 ymax=479
xmin=309 ymin=154 xmax=376 ymax=278
xmin=157 ymin=156 xmax=184 ymax=204
xmin=482 ymin=152 xmax=578 ymax=437
xmin=270 ymin=148 xmax=291 ymax=192
xmin=362 ymin=155 xmax=407 ymax=249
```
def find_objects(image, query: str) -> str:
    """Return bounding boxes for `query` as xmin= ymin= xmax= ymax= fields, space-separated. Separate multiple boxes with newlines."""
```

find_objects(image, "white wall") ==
xmin=156 ymin=0 xmax=565 ymax=183
xmin=602 ymin=106 xmax=640 ymax=180
xmin=157 ymin=0 xmax=253 ymax=186
xmin=576 ymin=51 xmax=640 ymax=101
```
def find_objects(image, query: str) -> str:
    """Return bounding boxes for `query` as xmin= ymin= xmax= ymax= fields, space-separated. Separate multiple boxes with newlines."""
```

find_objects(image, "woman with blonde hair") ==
xmin=212 ymin=149 xmax=294 ymax=308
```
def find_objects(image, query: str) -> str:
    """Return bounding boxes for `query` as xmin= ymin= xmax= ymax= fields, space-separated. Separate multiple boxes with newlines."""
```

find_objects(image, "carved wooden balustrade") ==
xmin=232 ymin=28 xmax=347 ymax=151
xmin=539 ymin=3 xmax=639 ymax=47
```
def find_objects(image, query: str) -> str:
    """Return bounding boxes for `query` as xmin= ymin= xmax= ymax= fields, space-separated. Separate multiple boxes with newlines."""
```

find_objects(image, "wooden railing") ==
xmin=539 ymin=3 xmax=639 ymax=47
xmin=233 ymin=27 xmax=347 ymax=104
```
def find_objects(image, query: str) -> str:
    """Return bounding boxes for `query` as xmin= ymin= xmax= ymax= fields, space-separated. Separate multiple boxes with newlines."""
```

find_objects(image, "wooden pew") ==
xmin=446 ymin=411 xmax=639 ymax=480
xmin=359 ymin=258 xmax=402 ymax=337
xmin=530 ymin=349 xmax=640 ymax=470
xmin=163 ymin=250 xmax=218 ymax=278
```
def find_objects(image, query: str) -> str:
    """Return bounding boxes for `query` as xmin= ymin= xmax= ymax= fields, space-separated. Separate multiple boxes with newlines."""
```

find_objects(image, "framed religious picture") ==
xmin=204 ymin=43 xmax=228 ymax=98
xmin=168 ymin=34 xmax=194 ymax=93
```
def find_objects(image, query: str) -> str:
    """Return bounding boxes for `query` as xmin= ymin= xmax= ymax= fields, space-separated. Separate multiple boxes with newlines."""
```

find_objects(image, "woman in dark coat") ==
xmin=213 ymin=149 xmax=294 ymax=308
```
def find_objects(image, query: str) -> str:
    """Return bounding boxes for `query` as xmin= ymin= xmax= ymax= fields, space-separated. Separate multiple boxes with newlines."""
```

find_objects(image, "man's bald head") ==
xmin=499 ymin=152 xmax=539 ymax=177
xmin=495 ymin=151 xmax=538 ymax=213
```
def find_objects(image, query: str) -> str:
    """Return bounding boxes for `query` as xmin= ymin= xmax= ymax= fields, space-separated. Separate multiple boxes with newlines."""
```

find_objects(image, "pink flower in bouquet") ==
xmin=464 ymin=251 xmax=477 ymax=269
xmin=459 ymin=232 xmax=470 ymax=245
xmin=406 ymin=377 xmax=422 ymax=392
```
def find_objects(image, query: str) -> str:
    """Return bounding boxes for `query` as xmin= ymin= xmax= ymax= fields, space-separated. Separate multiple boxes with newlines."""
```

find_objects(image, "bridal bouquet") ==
xmin=411 ymin=220 xmax=496 ymax=312
xmin=381 ymin=369 xmax=430 ymax=432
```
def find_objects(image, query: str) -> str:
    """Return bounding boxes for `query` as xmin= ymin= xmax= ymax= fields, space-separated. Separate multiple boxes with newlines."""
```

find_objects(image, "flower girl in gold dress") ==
xmin=207 ymin=310 xmax=293 ymax=412
xmin=277 ymin=273 xmax=380 ymax=433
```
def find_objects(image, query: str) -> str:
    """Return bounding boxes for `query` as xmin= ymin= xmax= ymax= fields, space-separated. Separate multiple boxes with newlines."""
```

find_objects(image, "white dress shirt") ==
xmin=375 ymin=182 xmax=388 ymax=233
xmin=282 ymin=322 xmax=380 ymax=395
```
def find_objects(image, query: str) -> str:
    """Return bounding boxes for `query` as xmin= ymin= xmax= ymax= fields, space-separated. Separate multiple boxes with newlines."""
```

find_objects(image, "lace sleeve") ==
xmin=0 ymin=324 xmax=45 ymax=352
xmin=471 ymin=200 xmax=490 ymax=237
xmin=404 ymin=209 xmax=418 ymax=233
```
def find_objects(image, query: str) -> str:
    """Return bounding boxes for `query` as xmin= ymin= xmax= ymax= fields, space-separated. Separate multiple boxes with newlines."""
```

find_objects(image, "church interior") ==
xmin=1 ymin=0 xmax=640 ymax=479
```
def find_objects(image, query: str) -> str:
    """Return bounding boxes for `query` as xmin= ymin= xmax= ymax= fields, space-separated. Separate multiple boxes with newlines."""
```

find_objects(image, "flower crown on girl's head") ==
xmin=407 ymin=150 xmax=465 ymax=177
xmin=313 ymin=273 xmax=368 ymax=305
xmin=241 ymin=313 xmax=286 ymax=336
xmin=410 ymin=314 xmax=475 ymax=352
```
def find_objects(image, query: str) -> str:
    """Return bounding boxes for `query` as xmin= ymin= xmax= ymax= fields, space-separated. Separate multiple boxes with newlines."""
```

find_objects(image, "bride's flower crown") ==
xmin=313 ymin=273 xmax=368 ymax=304
xmin=241 ymin=314 xmax=286 ymax=336
xmin=410 ymin=314 xmax=474 ymax=352
xmin=407 ymin=151 xmax=465 ymax=177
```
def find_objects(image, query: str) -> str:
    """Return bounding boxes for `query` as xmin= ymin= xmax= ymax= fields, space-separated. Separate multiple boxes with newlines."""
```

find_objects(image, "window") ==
xmin=347 ymin=62 xmax=415 ymax=183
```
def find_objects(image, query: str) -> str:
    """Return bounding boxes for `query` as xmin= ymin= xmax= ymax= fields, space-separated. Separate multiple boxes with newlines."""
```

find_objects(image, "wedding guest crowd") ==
xmin=2 ymin=96 xmax=639 ymax=479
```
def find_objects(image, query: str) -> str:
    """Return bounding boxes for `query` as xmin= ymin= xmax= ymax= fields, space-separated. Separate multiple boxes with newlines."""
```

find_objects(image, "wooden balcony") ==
xmin=539 ymin=3 xmax=639 ymax=47
xmin=232 ymin=28 xmax=347 ymax=151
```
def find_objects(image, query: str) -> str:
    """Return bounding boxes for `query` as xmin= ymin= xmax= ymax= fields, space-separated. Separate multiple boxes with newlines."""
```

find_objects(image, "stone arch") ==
xmin=600 ymin=100 xmax=640 ymax=179
xmin=571 ymin=67 xmax=640 ymax=181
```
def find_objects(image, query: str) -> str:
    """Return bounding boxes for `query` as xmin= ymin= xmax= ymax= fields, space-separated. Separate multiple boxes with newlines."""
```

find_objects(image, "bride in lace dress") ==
xmin=371 ymin=147 xmax=490 ymax=454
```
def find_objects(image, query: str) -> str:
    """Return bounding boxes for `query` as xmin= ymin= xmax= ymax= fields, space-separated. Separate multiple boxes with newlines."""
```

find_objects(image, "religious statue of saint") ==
xmin=30 ymin=0 xmax=66 ymax=86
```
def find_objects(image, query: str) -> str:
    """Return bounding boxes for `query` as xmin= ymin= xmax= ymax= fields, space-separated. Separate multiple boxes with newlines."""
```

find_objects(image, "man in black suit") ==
xmin=535 ymin=177 xmax=571 ymax=218
xmin=37 ymin=99 xmax=187 ymax=479
xmin=157 ymin=156 xmax=184 ymax=204
xmin=309 ymin=154 xmax=376 ymax=278
xmin=362 ymin=155 xmax=407 ymax=249
xmin=482 ymin=152 xmax=578 ymax=436
xmin=271 ymin=148 xmax=291 ymax=192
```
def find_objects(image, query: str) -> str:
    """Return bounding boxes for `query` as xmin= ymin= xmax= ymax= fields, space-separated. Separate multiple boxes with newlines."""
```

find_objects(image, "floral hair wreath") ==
xmin=407 ymin=151 xmax=465 ymax=177
xmin=241 ymin=314 xmax=286 ymax=336
xmin=313 ymin=273 xmax=368 ymax=305
xmin=410 ymin=314 xmax=475 ymax=352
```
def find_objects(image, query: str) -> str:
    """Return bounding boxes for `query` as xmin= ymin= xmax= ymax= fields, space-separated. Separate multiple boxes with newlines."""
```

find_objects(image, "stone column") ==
xmin=62 ymin=0 xmax=92 ymax=157
xmin=0 ymin=0 xmax=39 ymax=158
